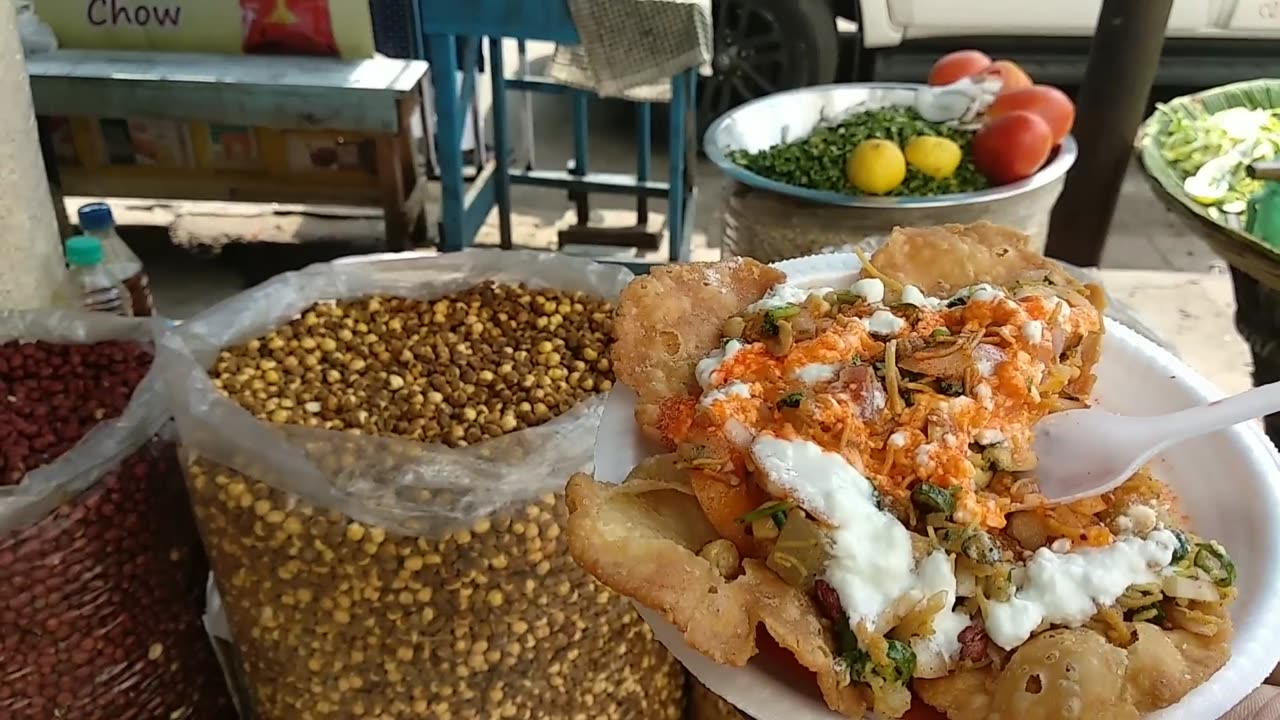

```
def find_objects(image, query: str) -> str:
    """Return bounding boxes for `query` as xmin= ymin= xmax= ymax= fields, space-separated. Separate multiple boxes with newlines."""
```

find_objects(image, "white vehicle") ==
xmin=700 ymin=0 xmax=1280 ymax=127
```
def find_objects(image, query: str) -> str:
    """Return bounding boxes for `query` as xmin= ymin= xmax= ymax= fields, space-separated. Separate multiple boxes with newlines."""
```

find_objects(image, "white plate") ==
xmin=592 ymin=254 xmax=1280 ymax=719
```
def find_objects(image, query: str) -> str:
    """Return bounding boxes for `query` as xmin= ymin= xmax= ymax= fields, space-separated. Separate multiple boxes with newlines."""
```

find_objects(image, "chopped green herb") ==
xmin=910 ymin=483 xmax=955 ymax=517
xmin=844 ymin=639 xmax=916 ymax=686
xmin=1194 ymin=542 xmax=1236 ymax=588
xmin=960 ymin=531 xmax=1001 ymax=565
xmin=1169 ymin=529 xmax=1191 ymax=564
xmin=930 ymin=327 xmax=952 ymax=338
xmin=739 ymin=500 xmax=796 ymax=525
xmin=771 ymin=509 xmax=789 ymax=527
xmin=762 ymin=304 xmax=801 ymax=336
xmin=776 ymin=392 xmax=805 ymax=409
xmin=851 ymin=354 xmax=863 ymax=365
xmin=834 ymin=290 xmax=861 ymax=305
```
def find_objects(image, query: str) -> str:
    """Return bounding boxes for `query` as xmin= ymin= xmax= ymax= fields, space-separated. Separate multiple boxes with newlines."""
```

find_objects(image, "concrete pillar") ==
xmin=0 ymin=1 xmax=67 ymax=310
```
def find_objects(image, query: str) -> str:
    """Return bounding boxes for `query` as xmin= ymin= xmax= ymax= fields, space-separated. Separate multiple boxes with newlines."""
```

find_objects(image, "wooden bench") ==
xmin=27 ymin=50 xmax=430 ymax=251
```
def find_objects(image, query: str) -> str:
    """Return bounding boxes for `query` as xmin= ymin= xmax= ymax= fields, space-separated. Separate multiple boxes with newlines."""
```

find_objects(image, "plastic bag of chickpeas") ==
xmin=0 ymin=310 xmax=233 ymax=720
xmin=155 ymin=250 xmax=687 ymax=720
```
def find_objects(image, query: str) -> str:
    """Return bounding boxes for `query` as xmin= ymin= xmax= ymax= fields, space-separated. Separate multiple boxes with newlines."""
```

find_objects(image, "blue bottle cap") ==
xmin=77 ymin=203 xmax=115 ymax=233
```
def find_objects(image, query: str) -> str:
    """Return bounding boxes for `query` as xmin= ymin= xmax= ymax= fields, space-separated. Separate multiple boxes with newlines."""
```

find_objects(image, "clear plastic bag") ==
xmin=0 ymin=310 xmax=232 ymax=720
xmin=157 ymin=250 xmax=687 ymax=720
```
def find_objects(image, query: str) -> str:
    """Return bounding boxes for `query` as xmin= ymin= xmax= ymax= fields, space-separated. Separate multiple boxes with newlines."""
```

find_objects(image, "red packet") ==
xmin=241 ymin=0 xmax=338 ymax=57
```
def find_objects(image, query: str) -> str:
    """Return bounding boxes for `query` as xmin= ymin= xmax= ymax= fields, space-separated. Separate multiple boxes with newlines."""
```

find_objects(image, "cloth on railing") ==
xmin=548 ymin=0 xmax=712 ymax=102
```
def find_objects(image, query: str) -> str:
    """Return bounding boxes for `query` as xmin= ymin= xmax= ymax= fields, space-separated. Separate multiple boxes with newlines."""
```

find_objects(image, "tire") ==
xmin=698 ymin=0 xmax=841 ymax=135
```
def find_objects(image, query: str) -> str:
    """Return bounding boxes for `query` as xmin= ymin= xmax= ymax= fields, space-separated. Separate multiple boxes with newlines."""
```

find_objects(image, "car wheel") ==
xmin=699 ymin=0 xmax=841 ymax=133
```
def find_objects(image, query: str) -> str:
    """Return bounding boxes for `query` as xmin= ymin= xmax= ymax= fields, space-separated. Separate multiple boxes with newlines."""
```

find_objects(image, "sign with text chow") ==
xmin=32 ymin=0 xmax=375 ymax=58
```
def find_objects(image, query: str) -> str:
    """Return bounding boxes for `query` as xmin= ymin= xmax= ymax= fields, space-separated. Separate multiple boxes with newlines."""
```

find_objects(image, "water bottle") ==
xmin=65 ymin=235 xmax=132 ymax=316
xmin=77 ymin=202 xmax=154 ymax=316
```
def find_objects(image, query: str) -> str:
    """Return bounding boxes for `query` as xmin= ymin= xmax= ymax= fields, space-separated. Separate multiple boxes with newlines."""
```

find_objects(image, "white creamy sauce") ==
xmin=863 ymin=310 xmax=906 ymax=336
xmin=792 ymin=362 xmax=843 ymax=385
xmin=723 ymin=418 xmax=756 ymax=447
xmin=1021 ymin=320 xmax=1044 ymax=344
xmin=914 ymin=443 xmax=936 ymax=471
xmin=908 ymin=551 xmax=971 ymax=677
xmin=949 ymin=283 xmax=1004 ymax=305
xmin=973 ymin=383 xmax=994 ymax=409
xmin=900 ymin=284 xmax=944 ymax=310
xmin=973 ymin=428 xmax=1004 ymax=445
xmin=982 ymin=529 xmax=1180 ymax=649
xmin=751 ymin=435 xmax=970 ymax=671
xmin=745 ymin=283 xmax=834 ymax=313
xmin=695 ymin=339 xmax=743 ymax=389
xmin=973 ymin=344 xmax=1005 ymax=378
xmin=850 ymin=278 xmax=885 ymax=304
xmin=700 ymin=380 xmax=752 ymax=407
xmin=750 ymin=435 xmax=915 ymax=624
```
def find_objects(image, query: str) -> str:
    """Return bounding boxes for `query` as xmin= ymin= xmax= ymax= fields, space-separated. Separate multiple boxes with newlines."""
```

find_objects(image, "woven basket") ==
xmin=1136 ymin=80 xmax=1280 ymax=290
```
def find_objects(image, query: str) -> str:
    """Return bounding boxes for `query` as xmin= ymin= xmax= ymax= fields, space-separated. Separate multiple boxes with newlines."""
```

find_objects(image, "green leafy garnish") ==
xmin=960 ymin=531 xmax=1001 ymax=565
xmin=834 ymin=290 xmax=861 ymax=305
xmin=1169 ymin=529 xmax=1191 ymax=564
xmin=851 ymin=354 xmax=863 ymax=365
xmin=739 ymin=501 xmax=796 ymax=525
xmin=930 ymin=327 xmax=952 ymax=338
xmin=1194 ymin=542 xmax=1236 ymax=587
xmin=762 ymin=304 xmax=801 ymax=336
xmin=910 ymin=483 xmax=955 ymax=518
xmin=843 ymin=639 xmax=916 ymax=686
xmin=776 ymin=392 xmax=805 ymax=409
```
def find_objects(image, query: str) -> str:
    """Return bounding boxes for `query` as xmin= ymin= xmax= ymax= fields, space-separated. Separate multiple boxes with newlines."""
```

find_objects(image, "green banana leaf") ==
xmin=1137 ymin=79 xmax=1280 ymax=288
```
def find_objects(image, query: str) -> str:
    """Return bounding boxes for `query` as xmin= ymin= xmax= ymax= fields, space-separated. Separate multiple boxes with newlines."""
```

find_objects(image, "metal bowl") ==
xmin=703 ymin=82 xmax=1078 ymax=209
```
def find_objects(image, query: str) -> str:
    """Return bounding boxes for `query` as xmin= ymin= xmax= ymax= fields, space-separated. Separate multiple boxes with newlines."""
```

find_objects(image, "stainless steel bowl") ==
xmin=703 ymin=82 xmax=1078 ymax=209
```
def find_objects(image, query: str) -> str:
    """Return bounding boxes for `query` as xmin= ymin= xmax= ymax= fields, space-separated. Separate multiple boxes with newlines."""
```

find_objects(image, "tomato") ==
xmin=972 ymin=111 xmax=1054 ymax=185
xmin=927 ymin=49 xmax=992 ymax=86
xmin=988 ymin=85 xmax=1076 ymax=144
xmin=980 ymin=59 xmax=1033 ymax=93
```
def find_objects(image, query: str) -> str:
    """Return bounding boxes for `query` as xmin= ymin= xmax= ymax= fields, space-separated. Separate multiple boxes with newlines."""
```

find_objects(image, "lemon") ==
xmin=904 ymin=135 xmax=962 ymax=180
xmin=846 ymin=140 xmax=907 ymax=195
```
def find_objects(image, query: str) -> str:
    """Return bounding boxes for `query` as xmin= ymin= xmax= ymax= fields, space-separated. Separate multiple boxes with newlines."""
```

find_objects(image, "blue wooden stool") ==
xmin=416 ymin=0 xmax=697 ymax=272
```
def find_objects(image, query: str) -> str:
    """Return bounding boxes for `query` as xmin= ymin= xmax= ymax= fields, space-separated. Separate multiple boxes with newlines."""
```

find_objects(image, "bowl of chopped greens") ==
xmin=705 ymin=82 xmax=1077 ymax=261
xmin=1137 ymin=80 xmax=1280 ymax=289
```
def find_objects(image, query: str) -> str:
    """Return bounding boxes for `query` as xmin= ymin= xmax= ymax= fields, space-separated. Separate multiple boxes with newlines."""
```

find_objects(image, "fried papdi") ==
xmin=565 ymin=472 xmax=869 ymax=717
xmin=913 ymin=621 xmax=1231 ymax=720
xmin=612 ymin=258 xmax=784 ymax=443
xmin=869 ymin=222 xmax=1075 ymax=297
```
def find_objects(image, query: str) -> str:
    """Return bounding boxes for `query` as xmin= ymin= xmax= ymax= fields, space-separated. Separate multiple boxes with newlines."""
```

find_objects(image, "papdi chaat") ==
xmin=565 ymin=222 xmax=1236 ymax=720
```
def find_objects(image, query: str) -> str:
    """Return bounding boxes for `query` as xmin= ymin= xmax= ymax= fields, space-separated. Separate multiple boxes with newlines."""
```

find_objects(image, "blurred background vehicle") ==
xmin=701 ymin=0 xmax=1280 ymax=130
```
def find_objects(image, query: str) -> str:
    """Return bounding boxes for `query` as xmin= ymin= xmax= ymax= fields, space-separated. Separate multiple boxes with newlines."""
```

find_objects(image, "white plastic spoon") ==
xmin=1033 ymin=381 xmax=1280 ymax=504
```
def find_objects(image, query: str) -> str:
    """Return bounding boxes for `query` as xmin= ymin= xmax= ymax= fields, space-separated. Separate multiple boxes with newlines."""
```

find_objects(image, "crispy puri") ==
xmin=565 ymin=473 xmax=869 ymax=717
xmin=612 ymin=258 xmax=784 ymax=444
xmin=573 ymin=224 xmax=1234 ymax=720
xmin=869 ymin=222 xmax=1076 ymax=296
xmin=914 ymin=620 xmax=1231 ymax=720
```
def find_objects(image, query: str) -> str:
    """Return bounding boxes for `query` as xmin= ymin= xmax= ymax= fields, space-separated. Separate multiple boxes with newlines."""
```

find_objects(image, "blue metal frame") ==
xmin=417 ymin=0 xmax=695 ymax=266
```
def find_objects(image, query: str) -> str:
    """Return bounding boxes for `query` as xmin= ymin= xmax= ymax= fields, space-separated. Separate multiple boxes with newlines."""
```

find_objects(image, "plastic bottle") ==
xmin=65 ymin=235 xmax=132 ymax=316
xmin=76 ymin=202 xmax=154 ymax=316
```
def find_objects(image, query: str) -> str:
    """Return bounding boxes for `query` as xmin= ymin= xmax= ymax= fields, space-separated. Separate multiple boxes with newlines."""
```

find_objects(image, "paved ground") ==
xmin=88 ymin=41 xmax=1228 ymax=320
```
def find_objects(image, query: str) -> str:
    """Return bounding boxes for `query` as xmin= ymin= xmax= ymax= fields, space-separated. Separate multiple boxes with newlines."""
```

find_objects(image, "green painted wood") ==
xmin=27 ymin=50 xmax=428 ymax=133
